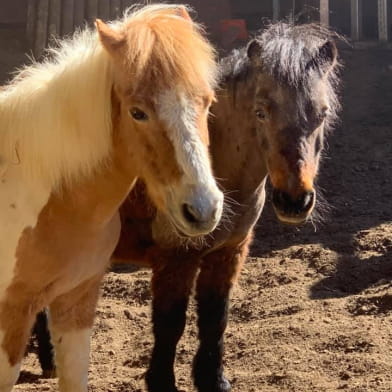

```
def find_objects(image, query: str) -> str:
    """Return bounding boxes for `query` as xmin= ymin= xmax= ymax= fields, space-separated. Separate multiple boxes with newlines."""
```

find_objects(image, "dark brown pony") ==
xmin=35 ymin=23 xmax=341 ymax=392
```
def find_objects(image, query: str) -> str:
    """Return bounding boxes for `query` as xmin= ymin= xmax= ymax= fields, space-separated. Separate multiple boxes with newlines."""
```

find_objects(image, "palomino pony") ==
xmin=0 ymin=5 xmax=223 ymax=392
xmin=34 ymin=23 xmax=341 ymax=391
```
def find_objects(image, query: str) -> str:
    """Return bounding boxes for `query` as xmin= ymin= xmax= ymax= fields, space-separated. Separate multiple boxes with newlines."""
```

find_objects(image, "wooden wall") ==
xmin=0 ymin=1 xmax=28 ymax=26
xmin=3 ymin=0 xmax=390 ymax=57
xmin=26 ymin=0 xmax=232 ymax=56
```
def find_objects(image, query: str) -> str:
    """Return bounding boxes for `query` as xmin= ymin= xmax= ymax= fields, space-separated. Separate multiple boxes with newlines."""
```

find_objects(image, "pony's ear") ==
xmin=247 ymin=39 xmax=262 ymax=64
xmin=306 ymin=40 xmax=337 ymax=73
xmin=176 ymin=5 xmax=192 ymax=22
xmin=96 ymin=19 xmax=125 ymax=55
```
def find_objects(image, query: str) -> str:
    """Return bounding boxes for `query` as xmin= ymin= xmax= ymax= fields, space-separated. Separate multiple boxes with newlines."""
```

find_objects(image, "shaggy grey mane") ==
xmin=219 ymin=22 xmax=342 ymax=130
xmin=219 ymin=46 xmax=251 ymax=84
xmin=258 ymin=23 xmax=338 ymax=85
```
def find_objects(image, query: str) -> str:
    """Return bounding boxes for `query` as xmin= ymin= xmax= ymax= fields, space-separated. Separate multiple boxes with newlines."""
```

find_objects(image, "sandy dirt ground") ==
xmin=1 ymin=32 xmax=392 ymax=392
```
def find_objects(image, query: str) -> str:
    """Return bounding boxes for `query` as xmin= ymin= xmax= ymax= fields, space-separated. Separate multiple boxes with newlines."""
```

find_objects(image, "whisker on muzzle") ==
xmin=308 ymin=187 xmax=333 ymax=230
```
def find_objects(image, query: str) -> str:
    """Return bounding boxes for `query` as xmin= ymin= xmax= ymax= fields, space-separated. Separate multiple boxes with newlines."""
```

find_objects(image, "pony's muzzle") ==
xmin=167 ymin=183 xmax=223 ymax=237
xmin=272 ymin=188 xmax=315 ymax=224
xmin=181 ymin=191 xmax=223 ymax=235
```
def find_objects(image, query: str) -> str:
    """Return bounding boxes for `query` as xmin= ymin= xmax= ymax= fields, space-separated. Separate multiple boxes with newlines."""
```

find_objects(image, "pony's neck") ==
xmin=41 ymin=79 xmax=138 ymax=228
xmin=209 ymin=77 xmax=267 ymax=199
xmin=57 ymin=136 xmax=138 ymax=228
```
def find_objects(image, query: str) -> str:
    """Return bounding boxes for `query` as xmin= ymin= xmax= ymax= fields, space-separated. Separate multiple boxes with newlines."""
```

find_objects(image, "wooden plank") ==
xmin=122 ymin=0 xmax=135 ymax=12
xmin=26 ymin=0 xmax=37 ymax=48
xmin=86 ymin=0 xmax=99 ymax=24
xmin=74 ymin=0 xmax=86 ymax=28
xmin=351 ymin=0 xmax=362 ymax=41
xmin=320 ymin=0 xmax=329 ymax=26
xmin=62 ymin=0 xmax=75 ymax=36
xmin=34 ymin=0 xmax=49 ymax=57
xmin=272 ymin=0 xmax=280 ymax=22
xmin=111 ymin=0 xmax=122 ymax=19
xmin=48 ymin=0 xmax=61 ymax=39
xmin=98 ymin=0 xmax=111 ymax=21
xmin=378 ymin=0 xmax=388 ymax=41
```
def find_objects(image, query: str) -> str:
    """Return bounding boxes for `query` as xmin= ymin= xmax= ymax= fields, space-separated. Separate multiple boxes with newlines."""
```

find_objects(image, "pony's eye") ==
xmin=130 ymin=107 xmax=148 ymax=121
xmin=255 ymin=109 xmax=266 ymax=121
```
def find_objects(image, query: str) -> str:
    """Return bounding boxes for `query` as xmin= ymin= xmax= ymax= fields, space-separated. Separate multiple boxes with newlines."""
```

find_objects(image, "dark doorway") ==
xmin=230 ymin=0 xmax=273 ymax=31
xmin=362 ymin=0 xmax=378 ymax=40
xmin=296 ymin=0 xmax=320 ymax=23
xmin=388 ymin=0 xmax=392 ymax=40
xmin=330 ymin=0 xmax=351 ymax=37
xmin=279 ymin=0 xmax=319 ymax=23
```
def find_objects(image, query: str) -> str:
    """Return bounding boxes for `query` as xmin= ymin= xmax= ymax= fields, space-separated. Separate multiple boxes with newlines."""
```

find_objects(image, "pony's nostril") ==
xmin=272 ymin=189 xmax=315 ymax=215
xmin=272 ymin=189 xmax=290 ymax=210
xmin=182 ymin=202 xmax=220 ymax=227
xmin=182 ymin=203 xmax=200 ymax=224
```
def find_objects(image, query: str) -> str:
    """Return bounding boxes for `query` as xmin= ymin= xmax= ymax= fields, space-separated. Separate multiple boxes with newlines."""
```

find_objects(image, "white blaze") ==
xmin=156 ymin=90 xmax=215 ymax=188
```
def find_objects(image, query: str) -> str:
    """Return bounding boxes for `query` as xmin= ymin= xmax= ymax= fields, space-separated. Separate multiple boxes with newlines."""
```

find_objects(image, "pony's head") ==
xmin=246 ymin=23 xmax=340 ymax=224
xmin=97 ymin=5 xmax=223 ymax=236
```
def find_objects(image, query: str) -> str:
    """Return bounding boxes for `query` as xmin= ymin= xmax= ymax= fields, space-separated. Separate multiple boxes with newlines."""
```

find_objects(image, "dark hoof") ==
xmin=217 ymin=376 xmax=231 ymax=392
xmin=196 ymin=376 xmax=231 ymax=392
xmin=218 ymin=377 xmax=231 ymax=392
xmin=145 ymin=371 xmax=179 ymax=392
xmin=147 ymin=386 xmax=180 ymax=392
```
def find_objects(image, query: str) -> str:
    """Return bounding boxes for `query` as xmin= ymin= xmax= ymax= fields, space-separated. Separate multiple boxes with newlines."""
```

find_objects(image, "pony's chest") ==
xmin=0 ymin=165 xmax=51 ymax=299
xmin=13 ymin=204 xmax=121 ymax=300
xmin=47 ymin=213 xmax=121 ymax=296
xmin=0 ymin=164 xmax=121 ymax=303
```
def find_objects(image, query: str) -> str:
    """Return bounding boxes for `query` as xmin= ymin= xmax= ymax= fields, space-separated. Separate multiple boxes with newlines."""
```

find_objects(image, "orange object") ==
xmin=219 ymin=19 xmax=248 ymax=41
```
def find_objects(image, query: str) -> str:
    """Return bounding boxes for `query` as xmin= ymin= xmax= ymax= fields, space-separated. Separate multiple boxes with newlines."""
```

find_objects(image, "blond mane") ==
xmin=0 ymin=4 xmax=217 ymax=190
xmin=117 ymin=4 xmax=218 ymax=95
xmin=0 ymin=28 xmax=112 ymax=189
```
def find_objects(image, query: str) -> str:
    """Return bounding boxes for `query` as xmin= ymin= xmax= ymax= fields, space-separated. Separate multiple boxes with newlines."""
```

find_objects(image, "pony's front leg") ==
xmin=49 ymin=274 xmax=104 ymax=392
xmin=194 ymin=237 xmax=252 ymax=392
xmin=0 ymin=297 xmax=37 ymax=392
xmin=145 ymin=254 xmax=199 ymax=392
